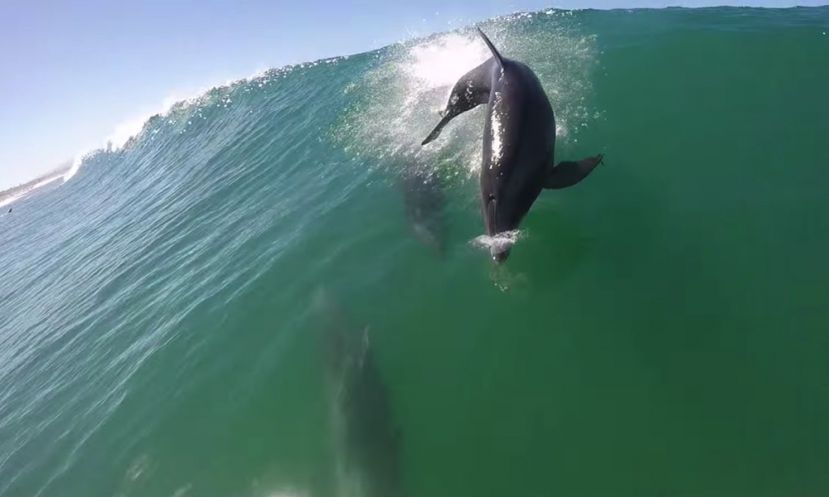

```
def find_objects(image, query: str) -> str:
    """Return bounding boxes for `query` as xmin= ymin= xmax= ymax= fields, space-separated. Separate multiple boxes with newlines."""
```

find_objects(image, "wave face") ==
xmin=2 ymin=7 xmax=829 ymax=497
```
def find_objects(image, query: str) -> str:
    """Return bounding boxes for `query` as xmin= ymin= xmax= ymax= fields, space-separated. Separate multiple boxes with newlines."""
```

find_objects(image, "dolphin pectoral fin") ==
xmin=421 ymin=114 xmax=454 ymax=145
xmin=545 ymin=154 xmax=604 ymax=189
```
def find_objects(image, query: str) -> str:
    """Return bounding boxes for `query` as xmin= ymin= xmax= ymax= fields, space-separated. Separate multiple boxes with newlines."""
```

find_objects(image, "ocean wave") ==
xmin=5 ymin=7 xmax=829 ymax=497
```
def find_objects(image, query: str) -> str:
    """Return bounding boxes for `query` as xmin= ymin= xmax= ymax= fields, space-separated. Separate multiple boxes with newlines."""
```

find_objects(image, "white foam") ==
xmin=0 ymin=173 xmax=64 ymax=207
xmin=106 ymin=91 xmax=201 ymax=151
xmin=0 ymin=193 xmax=24 ymax=209
xmin=471 ymin=230 xmax=524 ymax=253
xmin=62 ymin=155 xmax=83 ymax=183
xmin=28 ymin=174 xmax=64 ymax=191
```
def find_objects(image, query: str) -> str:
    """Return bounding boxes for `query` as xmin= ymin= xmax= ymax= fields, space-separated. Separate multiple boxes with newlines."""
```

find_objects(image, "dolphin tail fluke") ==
xmin=545 ymin=154 xmax=604 ymax=189
xmin=476 ymin=28 xmax=504 ymax=70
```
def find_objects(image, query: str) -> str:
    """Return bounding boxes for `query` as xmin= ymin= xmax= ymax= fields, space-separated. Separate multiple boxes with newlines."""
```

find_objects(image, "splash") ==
xmin=1 ymin=173 xmax=65 ymax=207
xmin=62 ymin=156 xmax=83 ymax=183
xmin=471 ymin=230 xmax=524 ymax=254
xmin=0 ymin=193 xmax=24 ymax=209
xmin=333 ymin=30 xmax=495 ymax=180
xmin=402 ymin=33 xmax=489 ymax=90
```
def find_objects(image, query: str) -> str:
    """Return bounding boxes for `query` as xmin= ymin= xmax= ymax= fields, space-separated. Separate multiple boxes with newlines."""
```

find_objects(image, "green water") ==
xmin=2 ymin=7 xmax=829 ymax=497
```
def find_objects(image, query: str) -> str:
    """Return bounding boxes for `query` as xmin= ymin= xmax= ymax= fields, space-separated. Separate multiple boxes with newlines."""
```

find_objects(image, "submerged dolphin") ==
xmin=422 ymin=28 xmax=604 ymax=262
xmin=399 ymin=164 xmax=446 ymax=255
xmin=315 ymin=292 xmax=402 ymax=497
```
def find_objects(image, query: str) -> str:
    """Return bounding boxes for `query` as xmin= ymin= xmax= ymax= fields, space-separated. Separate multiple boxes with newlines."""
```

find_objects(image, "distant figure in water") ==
xmin=399 ymin=163 xmax=446 ymax=256
xmin=7 ymin=208 xmax=11 ymax=214
xmin=313 ymin=289 xmax=403 ymax=497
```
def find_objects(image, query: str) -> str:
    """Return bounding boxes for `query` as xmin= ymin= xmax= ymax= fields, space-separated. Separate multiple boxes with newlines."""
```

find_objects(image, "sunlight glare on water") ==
xmin=402 ymin=32 xmax=490 ymax=91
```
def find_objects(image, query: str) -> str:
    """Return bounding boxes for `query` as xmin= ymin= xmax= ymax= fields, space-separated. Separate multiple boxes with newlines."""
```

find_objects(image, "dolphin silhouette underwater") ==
xmin=422 ymin=28 xmax=604 ymax=262
xmin=399 ymin=163 xmax=446 ymax=255
xmin=315 ymin=291 xmax=403 ymax=497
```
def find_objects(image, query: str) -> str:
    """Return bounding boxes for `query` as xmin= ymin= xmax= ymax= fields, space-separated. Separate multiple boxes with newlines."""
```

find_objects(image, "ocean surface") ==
xmin=2 ymin=7 xmax=829 ymax=497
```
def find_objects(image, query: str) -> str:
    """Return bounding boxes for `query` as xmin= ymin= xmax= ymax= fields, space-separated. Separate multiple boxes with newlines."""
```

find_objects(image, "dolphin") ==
xmin=422 ymin=28 xmax=604 ymax=262
xmin=399 ymin=163 xmax=446 ymax=255
xmin=315 ymin=291 xmax=403 ymax=497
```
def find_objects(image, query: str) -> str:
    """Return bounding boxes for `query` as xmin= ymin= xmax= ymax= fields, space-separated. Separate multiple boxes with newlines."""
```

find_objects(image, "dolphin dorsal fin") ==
xmin=476 ymin=28 xmax=504 ymax=71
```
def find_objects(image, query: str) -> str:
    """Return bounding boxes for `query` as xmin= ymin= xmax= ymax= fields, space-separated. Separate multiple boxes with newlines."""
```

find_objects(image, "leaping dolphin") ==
xmin=422 ymin=28 xmax=604 ymax=262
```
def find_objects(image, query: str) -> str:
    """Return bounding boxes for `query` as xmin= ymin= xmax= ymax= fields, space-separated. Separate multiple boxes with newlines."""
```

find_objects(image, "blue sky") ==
xmin=0 ymin=0 xmax=824 ymax=190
